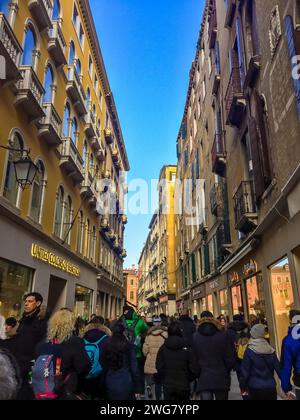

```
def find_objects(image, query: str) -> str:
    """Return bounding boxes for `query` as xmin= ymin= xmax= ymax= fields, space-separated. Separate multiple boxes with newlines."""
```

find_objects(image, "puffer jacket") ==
xmin=143 ymin=326 xmax=168 ymax=374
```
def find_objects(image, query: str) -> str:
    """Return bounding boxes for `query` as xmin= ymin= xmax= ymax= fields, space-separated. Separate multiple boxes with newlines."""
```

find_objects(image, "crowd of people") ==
xmin=0 ymin=292 xmax=300 ymax=401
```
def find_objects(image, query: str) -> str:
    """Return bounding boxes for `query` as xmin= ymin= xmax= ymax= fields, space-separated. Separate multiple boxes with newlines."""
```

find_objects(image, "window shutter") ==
xmin=248 ymin=117 xmax=265 ymax=200
xmin=253 ymin=90 xmax=272 ymax=186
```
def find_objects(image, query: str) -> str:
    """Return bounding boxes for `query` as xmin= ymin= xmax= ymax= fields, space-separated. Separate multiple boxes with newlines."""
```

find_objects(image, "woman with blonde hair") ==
xmin=32 ymin=308 xmax=90 ymax=400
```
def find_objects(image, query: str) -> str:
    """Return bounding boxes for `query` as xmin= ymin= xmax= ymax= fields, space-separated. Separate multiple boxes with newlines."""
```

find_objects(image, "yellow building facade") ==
xmin=138 ymin=165 xmax=177 ymax=316
xmin=0 ymin=0 xmax=129 ymax=321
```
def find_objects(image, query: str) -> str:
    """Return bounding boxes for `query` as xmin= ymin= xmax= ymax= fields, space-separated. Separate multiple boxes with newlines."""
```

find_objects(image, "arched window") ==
xmin=69 ymin=41 xmax=75 ymax=65
xmin=84 ymin=218 xmax=90 ymax=257
xmin=54 ymin=186 xmax=64 ymax=237
xmin=3 ymin=132 xmax=23 ymax=206
xmin=63 ymin=103 xmax=71 ymax=137
xmin=77 ymin=211 xmax=84 ymax=253
xmin=83 ymin=141 xmax=88 ymax=168
xmin=90 ymin=226 xmax=96 ymax=262
xmin=30 ymin=160 xmax=46 ymax=223
xmin=63 ymin=195 xmax=72 ymax=244
xmin=44 ymin=64 xmax=54 ymax=103
xmin=89 ymin=153 xmax=94 ymax=174
xmin=71 ymin=117 xmax=77 ymax=143
xmin=76 ymin=58 xmax=81 ymax=76
xmin=0 ymin=0 xmax=10 ymax=17
xmin=22 ymin=25 xmax=37 ymax=66
xmin=52 ymin=0 xmax=61 ymax=21
xmin=86 ymin=87 xmax=91 ymax=112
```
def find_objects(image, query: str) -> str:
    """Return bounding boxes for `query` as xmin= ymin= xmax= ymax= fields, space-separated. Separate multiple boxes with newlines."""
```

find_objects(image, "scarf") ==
xmin=248 ymin=338 xmax=275 ymax=355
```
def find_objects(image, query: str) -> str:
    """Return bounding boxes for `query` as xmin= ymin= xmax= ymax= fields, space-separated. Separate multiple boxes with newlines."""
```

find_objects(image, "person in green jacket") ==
xmin=120 ymin=305 xmax=149 ymax=395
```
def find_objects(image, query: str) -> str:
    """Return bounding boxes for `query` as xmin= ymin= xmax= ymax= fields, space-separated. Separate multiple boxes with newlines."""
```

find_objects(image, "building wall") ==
xmin=0 ymin=0 xmax=129 ymax=318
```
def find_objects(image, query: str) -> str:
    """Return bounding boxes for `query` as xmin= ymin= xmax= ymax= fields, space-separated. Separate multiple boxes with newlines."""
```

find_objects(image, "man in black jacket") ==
xmin=0 ymin=292 xmax=49 ymax=399
xmin=193 ymin=312 xmax=236 ymax=401
xmin=156 ymin=321 xmax=200 ymax=400
xmin=179 ymin=309 xmax=196 ymax=347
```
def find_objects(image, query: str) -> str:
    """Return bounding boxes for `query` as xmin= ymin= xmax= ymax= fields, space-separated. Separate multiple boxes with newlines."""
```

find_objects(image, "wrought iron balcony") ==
xmin=225 ymin=66 xmax=246 ymax=127
xmin=14 ymin=66 xmax=45 ymax=122
xmin=212 ymin=64 xmax=221 ymax=95
xmin=225 ymin=0 xmax=236 ymax=28
xmin=96 ymin=146 xmax=105 ymax=162
xmin=38 ymin=103 xmax=62 ymax=146
xmin=0 ymin=13 xmax=22 ymax=85
xmin=208 ymin=2 xmax=217 ymax=49
xmin=66 ymin=64 xmax=87 ymax=117
xmin=59 ymin=138 xmax=84 ymax=184
xmin=244 ymin=55 xmax=261 ymax=90
xmin=28 ymin=0 xmax=53 ymax=31
xmin=100 ymin=217 xmax=109 ymax=232
xmin=104 ymin=128 xmax=113 ymax=144
xmin=216 ymin=221 xmax=231 ymax=252
xmin=211 ymin=132 xmax=226 ymax=176
xmin=233 ymin=180 xmax=258 ymax=234
xmin=48 ymin=20 xmax=67 ymax=67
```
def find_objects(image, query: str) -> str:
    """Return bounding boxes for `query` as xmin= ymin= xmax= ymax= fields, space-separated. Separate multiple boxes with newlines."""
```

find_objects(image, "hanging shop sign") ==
xmin=31 ymin=243 xmax=80 ymax=277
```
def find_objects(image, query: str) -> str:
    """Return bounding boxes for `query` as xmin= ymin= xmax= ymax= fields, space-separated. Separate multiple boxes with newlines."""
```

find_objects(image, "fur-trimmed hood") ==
xmin=147 ymin=326 xmax=168 ymax=337
xmin=197 ymin=318 xmax=223 ymax=337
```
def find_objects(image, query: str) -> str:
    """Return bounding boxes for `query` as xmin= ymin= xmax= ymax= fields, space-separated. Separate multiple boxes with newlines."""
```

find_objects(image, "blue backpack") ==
xmin=84 ymin=335 xmax=107 ymax=379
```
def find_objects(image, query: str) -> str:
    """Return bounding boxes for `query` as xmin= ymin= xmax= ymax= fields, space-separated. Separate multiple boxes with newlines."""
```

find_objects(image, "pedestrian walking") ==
xmin=179 ymin=309 xmax=196 ymax=347
xmin=156 ymin=321 xmax=200 ymax=400
xmin=280 ymin=310 xmax=300 ymax=400
xmin=193 ymin=312 xmax=235 ymax=401
xmin=240 ymin=324 xmax=280 ymax=401
xmin=143 ymin=316 xmax=168 ymax=400
xmin=101 ymin=323 xmax=141 ymax=400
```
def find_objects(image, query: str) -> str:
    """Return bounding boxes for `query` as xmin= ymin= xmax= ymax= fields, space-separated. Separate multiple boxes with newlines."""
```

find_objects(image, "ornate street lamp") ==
xmin=0 ymin=146 xmax=38 ymax=189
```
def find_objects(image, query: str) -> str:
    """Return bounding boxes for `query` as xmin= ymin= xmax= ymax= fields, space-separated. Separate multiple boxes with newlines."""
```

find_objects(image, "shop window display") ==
xmin=0 ymin=258 xmax=33 ymax=319
xmin=74 ymin=285 xmax=93 ymax=322
xmin=245 ymin=274 xmax=267 ymax=327
xmin=270 ymin=258 xmax=295 ymax=349
xmin=231 ymin=285 xmax=243 ymax=316
xmin=220 ymin=289 xmax=229 ymax=316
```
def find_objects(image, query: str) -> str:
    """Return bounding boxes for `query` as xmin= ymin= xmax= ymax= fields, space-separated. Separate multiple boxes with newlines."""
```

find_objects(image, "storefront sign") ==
xmin=229 ymin=271 xmax=239 ymax=285
xmin=31 ymin=244 xmax=80 ymax=277
xmin=243 ymin=259 xmax=258 ymax=277
xmin=208 ymin=279 xmax=220 ymax=291
xmin=191 ymin=284 xmax=205 ymax=300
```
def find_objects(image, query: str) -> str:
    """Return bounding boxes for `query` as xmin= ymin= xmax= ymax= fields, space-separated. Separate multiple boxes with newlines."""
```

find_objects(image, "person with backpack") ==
xmin=119 ymin=305 xmax=148 ymax=394
xmin=81 ymin=317 xmax=110 ymax=399
xmin=143 ymin=316 xmax=168 ymax=400
xmin=227 ymin=314 xmax=250 ymax=398
xmin=193 ymin=311 xmax=236 ymax=401
xmin=240 ymin=324 xmax=281 ymax=400
xmin=156 ymin=321 xmax=200 ymax=400
xmin=32 ymin=308 xmax=90 ymax=400
xmin=280 ymin=309 xmax=300 ymax=400
xmin=100 ymin=323 xmax=141 ymax=400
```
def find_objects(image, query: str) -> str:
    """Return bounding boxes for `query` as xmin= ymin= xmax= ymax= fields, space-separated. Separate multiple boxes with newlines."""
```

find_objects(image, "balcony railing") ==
xmin=80 ymin=170 xmax=94 ymax=198
xmin=38 ymin=103 xmax=62 ymax=146
xmin=48 ymin=20 xmax=67 ymax=67
xmin=244 ymin=55 xmax=261 ymax=90
xmin=225 ymin=0 xmax=236 ymax=28
xmin=14 ymin=66 xmax=45 ymax=122
xmin=210 ymin=182 xmax=225 ymax=216
xmin=225 ymin=66 xmax=246 ymax=127
xmin=211 ymin=132 xmax=226 ymax=177
xmin=233 ymin=181 xmax=258 ymax=234
xmin=28 ymin=0 xmax=53 ymax=31
xmin=208 ymin=3 xmax=217 ymax=49
xmin=59 ymin=138 xmax=84 ymax=184
xmin=0 ymin=13 xmax=22 ymax=85
xmin=212 ymin=62 xmax=221 ymax=95
xmin=66 ymin=64 xmax=87 ymax=116
xmin=100 ymin=217 xmax=109 ymax=232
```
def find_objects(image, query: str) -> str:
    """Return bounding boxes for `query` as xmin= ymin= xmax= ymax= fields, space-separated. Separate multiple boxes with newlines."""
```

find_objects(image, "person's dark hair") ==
xmin=290 ymin=310 xmax=300 ymax=323
xmin=105 ymin=323 xmax=130 ymax=370
xmin=200 ymin=311 xmax=214 ymax=319
xmin=5 ymin=317 xmax=17 ymax=328
xmin=233 ymin=314 xmax=245 ymax=322
xmin=168 ymin=321 xmax=183 ymax=337
xmin=89 ymin=316 xmax=105 ymax=325
xmin=24 ymin=292 xmax=43 ymax=304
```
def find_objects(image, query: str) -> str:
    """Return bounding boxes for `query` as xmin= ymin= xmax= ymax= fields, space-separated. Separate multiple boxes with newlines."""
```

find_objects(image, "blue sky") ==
xmin=90 ymin=0 xmax=204 ymax=267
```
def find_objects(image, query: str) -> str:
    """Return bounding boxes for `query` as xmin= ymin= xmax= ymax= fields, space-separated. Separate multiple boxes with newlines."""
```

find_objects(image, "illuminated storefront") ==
xmin=74 ymin=285 xmax=93 ymax=321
